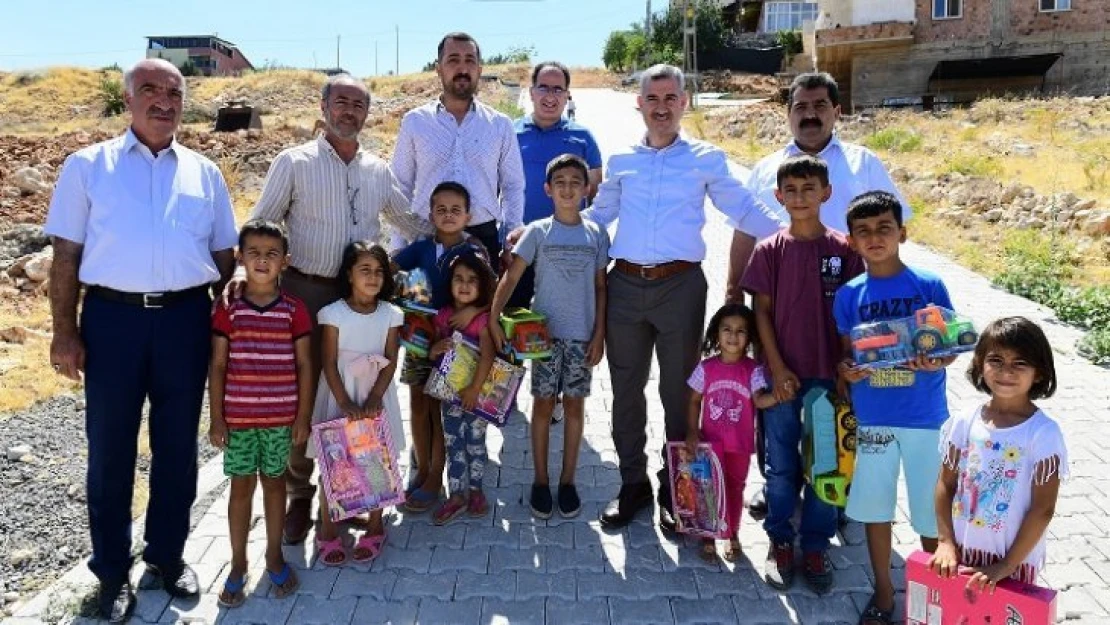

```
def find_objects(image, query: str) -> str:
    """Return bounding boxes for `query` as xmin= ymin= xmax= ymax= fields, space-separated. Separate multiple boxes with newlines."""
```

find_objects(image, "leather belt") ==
xmin=87 ymin=285 xmax=209 ymax=309
xmin=286 ymin=266 xmax=339 ymax=285
xmin=613 ymin=259 xmax=699 ymax=281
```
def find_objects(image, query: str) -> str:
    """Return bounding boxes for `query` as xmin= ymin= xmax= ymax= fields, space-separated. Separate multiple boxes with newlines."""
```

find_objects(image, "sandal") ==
xmin=699 ymin=539 xmax=719 ymax=563
xmin=403 ymin=487 xmax=439 ymax=513
xmin=859 ymin=595 xmax=894 ymax=625
xmin=723 ymin=540 xmax=743 ymax=562
xmin=217 ymin=572 xmax=248 ymax=608
xmin=267 ymin=563 xmax=300 ymax=599
xmin=315 ymin=536 xmax=347 ymax=567
xmin=467 ymin=490 xmax=489 ymax=517
xmin=353 ymin=533 xmax=386 ymax=563
xmin=433 ymin=497 xmax=468 ymax=526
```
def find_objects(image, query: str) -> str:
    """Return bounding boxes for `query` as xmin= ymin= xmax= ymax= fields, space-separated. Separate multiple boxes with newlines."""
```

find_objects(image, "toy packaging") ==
xmin=665 ymin=442 xmax=728 ymax=539
xmin=424 ymin=332 xmax=525 ymax=427
xmin=904 ymin=550 xmax=1057 ymax=625
xmin=312 ymin=416 xmax=405 ymax=522
xmin=851 ymin=304 xmax=979 ymax=369
xmin=395 ymin=269 xmax=437 ymax=357
xmin=802 ymin=387 xmax=857 ymax=507
xmin=498 ymin=308 xmax=552 ymax=360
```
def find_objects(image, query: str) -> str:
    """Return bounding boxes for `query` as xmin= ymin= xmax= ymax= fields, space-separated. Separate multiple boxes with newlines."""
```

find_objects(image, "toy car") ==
xmin=850 ymin=304 xmax=978 ymax=368
xmin=802 ymin=387 xmax=857 ymax=507
xmin=498 ymin=308 xmax=552 ymax=360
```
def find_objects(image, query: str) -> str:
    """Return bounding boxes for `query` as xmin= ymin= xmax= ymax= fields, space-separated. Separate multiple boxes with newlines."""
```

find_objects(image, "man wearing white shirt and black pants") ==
xmin=45 ymin=59 xmax=237 ymax=622
xmin=585 ymin=65 xmax=784 ymax=530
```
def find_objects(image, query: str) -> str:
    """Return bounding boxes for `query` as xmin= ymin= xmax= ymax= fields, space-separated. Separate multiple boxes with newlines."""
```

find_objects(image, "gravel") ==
xmin=0 ymin=394 xmax=219 ymax=608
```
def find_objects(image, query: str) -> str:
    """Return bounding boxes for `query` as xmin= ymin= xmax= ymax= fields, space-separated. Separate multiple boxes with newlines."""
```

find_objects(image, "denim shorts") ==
xmin=531 ymin=338 xmax=592 ymax=398
xmin=846 ymin=425 xmax=942 ymax=537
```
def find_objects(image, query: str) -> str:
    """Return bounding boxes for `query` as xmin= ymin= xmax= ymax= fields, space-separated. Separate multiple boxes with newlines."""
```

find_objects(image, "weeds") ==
xmin=99 ymin=76 xmax=125 ymax=117
xmin=864 ymin=128 xmax=923 ymax=153
xmin=490 ymin=97 xmax=523 ymax=119
xmin=1081 ymin=152 xmax=1109 ymax=192
xmin=941 ymin=153 xmax=1002 ymax=178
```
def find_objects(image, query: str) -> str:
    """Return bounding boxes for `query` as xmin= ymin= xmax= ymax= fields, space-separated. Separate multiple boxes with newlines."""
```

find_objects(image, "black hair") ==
xmin=446 ymin=252 xmax=496 ymax=310
xmin=531 ymin=61 xmax=570 ymax=88
xmin=430 ymin=181 xmax=471 ymax=212
xmin=238 ymin=219 xmax=288 ymax=254
xmin=788 ymin=72 xmax=840 ymax=109
xmin=337 ymin=241 xmax=395 ymax=301
xmin=967 ymin=317 xmax=1057 ymax=400
xmin=776 ymin=154 xmax=830 ymax=188
xmin=437 ymin=32 xmax=481 ymax=62
xmin=701 ymin=302 xmax=758 ymax=357
xmin=846 ymin=190 xmax=904 ymax=232
xmin=545 ymin=154 xmax=589 ymax=185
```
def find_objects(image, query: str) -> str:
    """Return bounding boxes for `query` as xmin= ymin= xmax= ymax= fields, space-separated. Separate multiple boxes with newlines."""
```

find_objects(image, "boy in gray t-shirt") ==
xmin=491 ymin=155 xmax=609 ymax=520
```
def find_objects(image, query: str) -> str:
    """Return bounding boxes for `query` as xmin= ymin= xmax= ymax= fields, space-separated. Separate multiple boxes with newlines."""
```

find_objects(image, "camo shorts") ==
xmin=223 ymin=426 xmax=292 ymax=478
xmin=531 ymin=338 xmax=592 ymax=398
xmin=400 ymin=350 xmax=434 ymax=386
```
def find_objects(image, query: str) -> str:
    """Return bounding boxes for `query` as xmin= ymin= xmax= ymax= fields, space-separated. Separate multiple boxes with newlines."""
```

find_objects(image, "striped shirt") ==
xmin=212 ymin=292 xmax=312 ymax=429
xmin=391 ymin=98 xmax=526 ymax=235
xmin=250 ymin=135 xmax=433 ymax=278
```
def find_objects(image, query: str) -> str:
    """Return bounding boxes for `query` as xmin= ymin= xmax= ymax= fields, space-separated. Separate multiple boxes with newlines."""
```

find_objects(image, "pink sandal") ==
xmin=316 ymin=536 xmax=346 ymax=567
xmin=353 ymin=533 xmax=386 ymax=563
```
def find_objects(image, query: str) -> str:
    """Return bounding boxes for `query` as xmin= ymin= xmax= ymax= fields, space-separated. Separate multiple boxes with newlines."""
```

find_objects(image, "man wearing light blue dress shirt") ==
xmin=583 ymin=64 xmax=784 ymax=530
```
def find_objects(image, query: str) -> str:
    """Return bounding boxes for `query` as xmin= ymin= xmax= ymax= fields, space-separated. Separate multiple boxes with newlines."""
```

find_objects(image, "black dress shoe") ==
xmin=658 ymin=506 xmax=678 ymax=535
xmin=599 ymin=482 xmax=653 ymax=529
xmin=146 ymin=560 xmax=200 ymax=598
xmin=98 ymin=580 xmax=136 ymax=623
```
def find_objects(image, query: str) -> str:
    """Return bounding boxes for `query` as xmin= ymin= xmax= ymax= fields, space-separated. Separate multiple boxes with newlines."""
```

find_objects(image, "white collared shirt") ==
xmin=250 ymin=135 xmax=432 ymax=278
xmin=583 ymin=135 xmax=784 ymax=265
xmin=391 ymin=98 xmax=526 ymax=234
xmin=737 ymin=135 xmax=908 ymax=235
xmin=44 ymin=129 xmax=238 ymax=293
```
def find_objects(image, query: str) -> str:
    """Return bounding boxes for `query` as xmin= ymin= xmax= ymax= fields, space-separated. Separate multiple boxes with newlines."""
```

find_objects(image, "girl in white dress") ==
xmin=310 ymin=242 xmax=404 ymax=566
xmin=930 ymin=317 xmax=1068 ymax=591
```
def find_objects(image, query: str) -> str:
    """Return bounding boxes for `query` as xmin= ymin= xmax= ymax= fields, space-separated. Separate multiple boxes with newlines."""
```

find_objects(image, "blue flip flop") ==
xmin=217 ymin=573 xmax=247 ymax=608
xmin=267 ymin=563 xmax=299 ymax=599
xmin=402 ymin=487 xmax=439 ymax=512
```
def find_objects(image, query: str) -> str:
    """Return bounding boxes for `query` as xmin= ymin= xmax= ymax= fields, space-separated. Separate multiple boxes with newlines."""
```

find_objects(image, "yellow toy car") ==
xmin=802 ymin=387 xmax=857 ymax=507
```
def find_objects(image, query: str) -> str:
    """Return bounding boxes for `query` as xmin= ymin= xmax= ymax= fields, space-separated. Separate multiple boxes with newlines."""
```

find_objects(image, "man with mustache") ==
xmin=45 ymin=58 xmax=238 ymax=621
xmin=392 ymin=32 xmax=525 ymax=267
xmin=246 ymin=73 xmax=432 ymax=544
xmin=583 ymin=64 xmax=783 ymax=531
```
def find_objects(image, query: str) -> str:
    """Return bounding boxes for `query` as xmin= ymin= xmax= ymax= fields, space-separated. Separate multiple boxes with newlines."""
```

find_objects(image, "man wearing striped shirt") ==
xmin=248 ymin=73 xmax=432 ymax=544
xmin=391 ymin=32 xmax=526 ymax=266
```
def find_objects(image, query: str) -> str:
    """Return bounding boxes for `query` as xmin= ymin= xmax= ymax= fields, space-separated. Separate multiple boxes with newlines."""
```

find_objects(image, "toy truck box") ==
xmin=851 ymin=304 xmax=979 ymax=369
xmin=801 ymin=387 xmax=857 ymax=507
xmin=499 ymin=308 xmax=552 ymax=360
xmin=905 ymin=550 xmax=1057 ymax=625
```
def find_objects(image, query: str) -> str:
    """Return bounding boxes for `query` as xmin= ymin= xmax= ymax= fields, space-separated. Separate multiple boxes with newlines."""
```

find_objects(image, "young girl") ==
xmin=310 ymin=242 xmax=404 ymax=566
xmin=930 ymin=316 xmax=1068 ymax=590
xmin=428 ymin=253 xmax=498 ymax=525
xmin=685 ymin=303 xmax=776 ymax=562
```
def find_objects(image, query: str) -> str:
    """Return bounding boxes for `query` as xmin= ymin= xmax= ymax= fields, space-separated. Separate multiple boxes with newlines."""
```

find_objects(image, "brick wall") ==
xmin=914 ymin=0 xmax=1110 ymax=43
xmin=816 ymin=21 xmax=915 ymax=46
xmin=914 ymin=0 xmax=991 ymax=42
xmin=1009 ymin=1 xmax=1110 ymax=37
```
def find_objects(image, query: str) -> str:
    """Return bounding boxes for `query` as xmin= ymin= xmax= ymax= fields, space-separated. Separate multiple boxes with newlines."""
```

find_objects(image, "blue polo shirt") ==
xmin=514 ymin=115 xmax=603 ymax=225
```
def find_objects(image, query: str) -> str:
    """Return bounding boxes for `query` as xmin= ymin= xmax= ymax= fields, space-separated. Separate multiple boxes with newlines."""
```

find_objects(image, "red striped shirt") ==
xmin=212 ymin=292 xmax=312 ymax=429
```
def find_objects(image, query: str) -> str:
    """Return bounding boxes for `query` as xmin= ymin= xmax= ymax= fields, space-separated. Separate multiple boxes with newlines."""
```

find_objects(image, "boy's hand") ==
xmin=927 ymin=541 xmax=960 ymax=578
xmin=770 ymin=367 xmax=800 ymax=402
xmin=586 ymin=333 xmax=605 ymax=367
xmin=292 ymin=418 xmax=310 ymax=446
xmin=965 ymin=560 xmax=1017 ymax=594
xmin=907 ymin=353 xmax=953 ymax=372
xmin=208 ymin=418 xmax=228 ymax=449
xmin=685 ymin=431 xmax=700 ymax=455
xmin=489 ymin=319 xmax=508 ymax=354
xmin=838 ymin=359 xmax=872 ymax=384
xmin=219 ymin=276 xmax=246 ymax=308
xmin=449 ymin=306 xmax=481 ymax=330
xmin=459 ymin=385 xmax=480 ymax=411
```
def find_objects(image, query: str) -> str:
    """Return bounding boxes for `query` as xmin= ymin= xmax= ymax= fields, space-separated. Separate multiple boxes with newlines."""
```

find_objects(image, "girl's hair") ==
xmin=967 ymin=316 xmax=1057 ymax=400
xmin=446 ymin=252 xmax=496 ymax=309
xmin=701 ymin=302 xmax=758 ymax=357
xmin=337 ymin=241 xmax=395 ymax=300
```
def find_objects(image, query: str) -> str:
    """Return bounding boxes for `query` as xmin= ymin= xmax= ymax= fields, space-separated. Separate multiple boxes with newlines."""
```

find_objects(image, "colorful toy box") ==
xmin=499 ymin=308 xmax=552 ymax=360
xmin=424 ymin=332 xmax=525 ymax=427
xmin=851 ymin=304 xmax=979 ymax=368
xmin=665 ymin=442 xmax=728 ymax=539
xmin=802 ymin=387 xmax=857 ymax=507
xmin=312 ymin=416 xmax=405 ymax=522
xmin=395 ymin=269 xmax=437 ymax=358
xmin=905 ymin=550 xmax=1057 ymax=625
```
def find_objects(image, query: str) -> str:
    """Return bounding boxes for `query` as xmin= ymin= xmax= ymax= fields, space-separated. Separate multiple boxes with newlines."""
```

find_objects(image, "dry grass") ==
xmin=0 ymin=68 xmax=109 ymax=126
xmin=0 ymin=296 xmax=80 ymax=414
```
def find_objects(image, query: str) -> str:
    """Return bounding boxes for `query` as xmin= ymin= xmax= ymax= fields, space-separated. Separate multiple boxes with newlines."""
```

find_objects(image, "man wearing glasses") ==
xmin=248 ymin=73 xmax=432 ymax=544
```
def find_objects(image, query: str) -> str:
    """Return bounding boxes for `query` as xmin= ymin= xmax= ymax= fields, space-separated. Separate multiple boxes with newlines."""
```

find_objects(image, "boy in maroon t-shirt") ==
xmin=739 ymin=155 xmax=864 ymax=594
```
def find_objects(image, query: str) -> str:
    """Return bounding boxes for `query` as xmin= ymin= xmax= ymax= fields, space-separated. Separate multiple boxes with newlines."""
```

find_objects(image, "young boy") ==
xmin=739 ymin=155 xmax=865 ymax=594
xmin=489 ymin=154 xmax=609 ymax=519
xmin=392 ymin=181 xmax=488 ymax=512
xmin=833 ymin=191 xmax=956 ymax=625
xmin=209 ymin=219 xmax=313 ymax=607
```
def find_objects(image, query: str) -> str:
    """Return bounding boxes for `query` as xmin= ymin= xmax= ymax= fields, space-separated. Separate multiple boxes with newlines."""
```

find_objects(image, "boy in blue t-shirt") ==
xmin=832 ymin=191 xmax=959 ymax=625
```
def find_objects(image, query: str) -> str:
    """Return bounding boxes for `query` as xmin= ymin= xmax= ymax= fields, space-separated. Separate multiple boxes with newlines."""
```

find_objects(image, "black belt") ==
xmin=87 ymin=284 xmax=209 ymax=308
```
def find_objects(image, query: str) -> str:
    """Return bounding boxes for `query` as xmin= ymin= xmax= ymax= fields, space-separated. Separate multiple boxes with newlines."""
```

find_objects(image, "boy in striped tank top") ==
xmin=209 ymin=220 xmax=313 ymax=607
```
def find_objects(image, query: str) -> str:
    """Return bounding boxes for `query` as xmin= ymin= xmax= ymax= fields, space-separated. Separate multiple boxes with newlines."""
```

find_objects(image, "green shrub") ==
xmin=941 ymin=153 xmax=1002 ymax=177
xmin=99 ymin=76 xmax=126 ymax=117
xmin=490 ymin=98 xmax=523 ymax=119
xmin=864 ymin=128 xmax=923 ymax=153
xmin=1079 ymin=327 xmax=1110 ymax=365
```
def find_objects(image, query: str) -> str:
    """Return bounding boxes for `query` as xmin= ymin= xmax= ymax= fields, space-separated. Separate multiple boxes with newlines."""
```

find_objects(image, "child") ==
xmin=929 ymin=317 xmax=1067 ymax=592
xmin=209 ymin=220 xmax=311 ymax=607
xmin=490 ymin=154 xmax=609 ymax=519
xmin=833 ymin=190 xmax=958 ymax=625
xmin=739 ymin=154 xmax=865 ymax=593
xmin=429 ymin=253 xmax=499 ymax=525
xmin=310 ymin=242 xmax=404 ymax=566
xmin=392 ymin=181 xmax=489 ymax=513
xmin=684 ymin=303 xmax=776 ymax=561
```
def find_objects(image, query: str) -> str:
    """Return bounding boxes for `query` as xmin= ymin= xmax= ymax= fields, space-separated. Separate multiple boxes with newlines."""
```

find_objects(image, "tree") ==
xmin=602 ymin=31 xmax=629 ymax=71
xmin=650 ymin=0 xmax=728 ymax=59
xmin=179 ymin=60 xmax=199 ymax=77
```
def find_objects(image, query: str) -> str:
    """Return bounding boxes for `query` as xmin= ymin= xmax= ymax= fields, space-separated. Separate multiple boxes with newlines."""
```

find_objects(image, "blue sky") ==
xmin=0 ymin=0 xmax=651 ymax=76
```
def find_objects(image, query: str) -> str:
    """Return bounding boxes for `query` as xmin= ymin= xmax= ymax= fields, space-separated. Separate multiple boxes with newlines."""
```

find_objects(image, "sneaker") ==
xmin=433 ymin=497 xmax=467 ymax=526
xmin=557 ymin=483 xmax=581 ymax=518
xmin=530 ymin=484 xmax=553 ymax=519
xmin=551 ymin=401 xmax=564 ymax=424
xmin=747 ymin=490 xmax=768 ymax=521
xmin=803 ymin=550 xmax=833 ymax=595
xmin=467 ymin=490 xmax=489 ymax=517
xmin=764 ymin=542 xmax=795 ymax=590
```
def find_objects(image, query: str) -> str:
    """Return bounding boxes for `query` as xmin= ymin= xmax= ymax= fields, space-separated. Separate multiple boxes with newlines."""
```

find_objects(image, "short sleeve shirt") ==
xmin=687 ymin=356 xmax=764 ymax=454
xmin=514 ymin=116 xmax=603 ymax=224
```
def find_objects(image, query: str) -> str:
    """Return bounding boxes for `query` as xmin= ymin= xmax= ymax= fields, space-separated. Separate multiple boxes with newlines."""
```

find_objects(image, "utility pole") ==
xmin=395 ymin=25 xmax=400 ymax=75
xmin=644 ymin=0 xmax=652 ymax=69
xmin=375 ymin=41 xmax=379 ymax=76
xmin=682 ymin=0 xmax=698 ymax=109
xmin=336 ymin=35 xmax=341 ymax=70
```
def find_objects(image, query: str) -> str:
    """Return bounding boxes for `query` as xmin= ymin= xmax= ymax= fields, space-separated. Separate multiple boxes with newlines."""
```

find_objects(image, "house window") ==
xmin=763 ymin=1 xmax=819 ymax=32
xmin=933 ymin=0 xmax=962 ymax=18
xmin=1040 ymin=0 xmax=1071 ymax=11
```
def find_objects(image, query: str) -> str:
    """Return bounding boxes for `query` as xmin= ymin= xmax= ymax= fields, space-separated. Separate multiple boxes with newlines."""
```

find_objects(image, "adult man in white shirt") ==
xmin=584 ymin=64 xmax=783 ymax=530
xmin=45 ymin=58 xmax=237 ymax=622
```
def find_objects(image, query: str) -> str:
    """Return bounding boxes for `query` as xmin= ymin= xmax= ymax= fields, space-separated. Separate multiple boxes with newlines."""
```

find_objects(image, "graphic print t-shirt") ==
xmin=687 ymin=356 xmax=766 ymax=454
